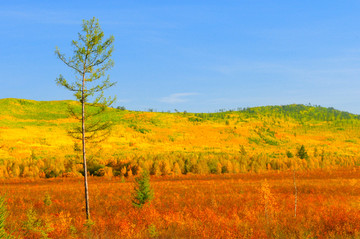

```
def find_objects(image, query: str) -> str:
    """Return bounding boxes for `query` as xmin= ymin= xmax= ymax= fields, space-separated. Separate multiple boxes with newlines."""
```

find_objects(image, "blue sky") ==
xmin=1 ymin=1 xmax=360 ymax=113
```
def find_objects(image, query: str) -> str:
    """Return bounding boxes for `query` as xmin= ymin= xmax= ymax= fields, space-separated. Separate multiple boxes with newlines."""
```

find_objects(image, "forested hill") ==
xmin=0 ymin=98 xmax=359 ymax=178
xmin=192 ymin=104 xmax=360 ymax=123
xmin=0 ymin=98 xmax=358 ymax=123
xmin=240 ymin=104 xmax=360 ymax=121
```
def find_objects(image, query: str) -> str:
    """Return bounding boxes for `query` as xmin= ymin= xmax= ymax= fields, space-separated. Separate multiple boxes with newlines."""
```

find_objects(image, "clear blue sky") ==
xmin=1 ymin=1 xmax=360 ymax=113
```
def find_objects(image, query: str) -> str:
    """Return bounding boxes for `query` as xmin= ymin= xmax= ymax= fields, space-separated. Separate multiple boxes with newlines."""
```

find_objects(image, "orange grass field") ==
xmin=1 ymin=99 xmax=360 ymax=238
xmin=0 ymin=169 xmax=360 ymax=238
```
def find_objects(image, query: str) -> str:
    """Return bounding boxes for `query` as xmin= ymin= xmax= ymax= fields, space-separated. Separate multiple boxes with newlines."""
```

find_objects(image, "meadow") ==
xmin=0 ymin=98 xmax=360 ymax=179
xmin=1 ymin=169 xmax=359 ymax=238
xmin=1 ymin=98 xmax=360 ymax=238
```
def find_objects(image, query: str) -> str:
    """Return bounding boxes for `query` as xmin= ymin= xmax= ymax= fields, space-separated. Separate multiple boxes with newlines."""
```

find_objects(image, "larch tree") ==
xmin=132 ymin=170 xmax=154 ymax=208
xmin=55 ymin=17 xmax=116 ymax=220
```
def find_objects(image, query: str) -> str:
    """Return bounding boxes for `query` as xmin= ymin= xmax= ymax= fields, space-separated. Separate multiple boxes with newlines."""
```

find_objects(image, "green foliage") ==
xmin=239 ymin=145 xmax=247 ymax=156
xmin=116 ymin=106 xmax=126 ymax=111
xmin=0 ymin=99 xmax=71 ymax=128
xmin=87 ymin=162 xmax=105 ymax=176
xmin=187 ymin=115 xmax=204 ymax=123
xmin=22 ymin=207 xmax=53 ymax=238
xmin=43 ymin=193 xmax=52 ymax=206
xmin=0 ymin=195 xmax=12 ymax=239
xmin=248 ymin=136 xmax=261 ymax=145
xmin=69 ymin=225 xmax=77 ymax=236
xmin=148 ymin=224 xmax=159 ymax=238
xmin=254 ymin=127 xmax=279 ymax=146
xmin=129 ymin=124 xmax=151 ymax=134
xmin=207 ymin=158 xmax=221 ymax=174
xmin=132 ymin=170 xmax=154 ymax=208
xmin=296 ymin=145 xmax=309 ymax=160
xmin=55 ymin=16 xmax=116 ymax=142
xmin=286 ymin=151 xmax=294 ymax=158
xmin=239 ymin=104 xmax=360 ymax=122
xmin=345 ymin=139 xmax=357 ymax=144
xmin=55 ymin=17 xmax=116 ymax=220
xmin=83 ymin=219 xmax=95 ymax=229
xmin=84 ymin=219 xmax=95 ymax=238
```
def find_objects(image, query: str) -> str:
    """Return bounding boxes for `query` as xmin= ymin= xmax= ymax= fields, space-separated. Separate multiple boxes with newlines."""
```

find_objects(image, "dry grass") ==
xmin=0 ymin=168 xmax=359 ymax=238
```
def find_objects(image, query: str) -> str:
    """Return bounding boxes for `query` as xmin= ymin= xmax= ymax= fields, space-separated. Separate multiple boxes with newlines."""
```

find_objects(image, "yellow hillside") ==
xmin=0 ymin=98 xmax=359 ymax=177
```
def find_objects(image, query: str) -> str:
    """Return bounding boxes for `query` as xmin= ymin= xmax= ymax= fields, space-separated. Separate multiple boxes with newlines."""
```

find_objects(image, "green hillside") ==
xmin=0 ymin=98 xmax=359 ymax=178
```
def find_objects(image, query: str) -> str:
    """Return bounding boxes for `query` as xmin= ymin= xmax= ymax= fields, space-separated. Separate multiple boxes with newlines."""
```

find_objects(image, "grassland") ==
xmin=0 ymin=98 xmax=359 ymax=178
xmin=1 ymin=98 xmax=360 ymax=238
xmin=1 ymin=169 xmax=359 ymax=238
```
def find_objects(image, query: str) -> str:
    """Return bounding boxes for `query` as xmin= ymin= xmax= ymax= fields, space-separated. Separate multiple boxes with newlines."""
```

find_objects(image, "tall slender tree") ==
xmin=55 ymin=17 xmax=115 ymax=220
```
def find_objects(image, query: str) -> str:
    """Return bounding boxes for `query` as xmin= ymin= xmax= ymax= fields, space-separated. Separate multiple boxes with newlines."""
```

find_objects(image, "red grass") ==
xmin=1 ymin=168 xmax=359 ymax=238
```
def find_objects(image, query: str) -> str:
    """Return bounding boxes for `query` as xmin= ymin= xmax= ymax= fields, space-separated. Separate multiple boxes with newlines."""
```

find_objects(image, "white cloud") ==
xmin=160 ymin=93 xmax=198 ymax=104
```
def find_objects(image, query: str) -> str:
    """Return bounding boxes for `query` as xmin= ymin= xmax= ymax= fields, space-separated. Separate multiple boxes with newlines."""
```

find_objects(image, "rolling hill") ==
xmin=0 ymin=98 xmax=359 ymax=178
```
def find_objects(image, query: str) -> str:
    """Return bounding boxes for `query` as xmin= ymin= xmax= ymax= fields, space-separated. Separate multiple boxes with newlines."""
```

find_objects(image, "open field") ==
xmin=3 ymin=2 xmax=360 ymax=238
xmin=1 ymin=99 xmax=360 ymax=237
xmin=1 ymin=169 xmax=360 ymax=238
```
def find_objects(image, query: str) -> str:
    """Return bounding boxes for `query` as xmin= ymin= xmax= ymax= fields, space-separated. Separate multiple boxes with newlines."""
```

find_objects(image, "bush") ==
xmin=150 ymin=162 xmax=161 ymax=176
xmin=43 ymin=193 xmax=52 ymax=206
xmin=286 ymin=151 xmax=294 ymax=158
xmin=0 ymin=195 xmax=12 ymax=239
xmin=132 ymin=171 xmax=154 ymax=208
xmin=172 ymin=162 xmax=182 ymax=175
xmin=296 ymin=145 xmax=309 ymax=160
xmin=87 ymin=163 xmax=105 ymax=176
xmin=159 ymin=161 xmax=171 ymax=175
xmin=22 ymin=207 xmax=53 ymax=238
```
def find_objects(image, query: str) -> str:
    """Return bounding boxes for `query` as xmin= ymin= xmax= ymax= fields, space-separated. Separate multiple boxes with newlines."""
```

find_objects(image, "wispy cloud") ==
xmin=211 ymin=57 xmax=360 ymax=85
xmin=160 ymin=92 xmax=198 ymax=103
xmin=0 ymin=8 xmax=80 ymax=25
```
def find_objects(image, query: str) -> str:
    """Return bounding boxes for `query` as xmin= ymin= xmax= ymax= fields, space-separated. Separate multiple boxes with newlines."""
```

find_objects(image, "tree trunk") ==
xmin=82 ymin=72 xmax=90 ymax=220
xmin=293 ymin=168 xmax=297 ymax=218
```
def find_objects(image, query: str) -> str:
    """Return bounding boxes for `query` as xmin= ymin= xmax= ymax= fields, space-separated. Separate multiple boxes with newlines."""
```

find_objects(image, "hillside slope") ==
xmin=0 ymin=98 xmax=359 ymax=178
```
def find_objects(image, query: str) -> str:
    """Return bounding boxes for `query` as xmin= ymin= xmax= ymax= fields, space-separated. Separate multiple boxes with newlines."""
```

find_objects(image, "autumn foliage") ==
xmin=1 ymin=99 xmax=360 ymax=179
xmin=1 ymin=99 xmax=360 ymax=237
xmin=0 ymin=169 xmax=359 ymax=238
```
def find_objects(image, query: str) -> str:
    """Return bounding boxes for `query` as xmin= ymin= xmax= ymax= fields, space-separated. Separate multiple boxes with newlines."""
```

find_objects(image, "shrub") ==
xmin=43 ymin=193 xmax=52 ymax=206
xmin=296 ymin=145 xmax=309 ymax=160
xmin=132 ymin=171 xmax=154 ymax=208
xmin=159 ymin=161 xmax=171 ymax=175
xmin=221 ymin=160 xmax=233 ymax=174
xmin=150 ymin=162 xmax=161 ymax=176
xmin=0 ymin=195 xmax=12 ymax=239
xmin=22 ymin=207 xmax=53 ymax=238
xmin=172 ymin=162 xmax=182 ymax=175
xmin=148 ymin=224 xmax=158 ymax=238
xmin=193 ymin=160 xmax=209 ymax=174
xmin=286 ymin=151 xmax=294 ymax=158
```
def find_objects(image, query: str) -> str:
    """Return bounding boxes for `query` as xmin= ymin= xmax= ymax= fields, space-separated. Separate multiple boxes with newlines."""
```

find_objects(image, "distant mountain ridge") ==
xmin=1 ymin=98 xmax=358 ymax=122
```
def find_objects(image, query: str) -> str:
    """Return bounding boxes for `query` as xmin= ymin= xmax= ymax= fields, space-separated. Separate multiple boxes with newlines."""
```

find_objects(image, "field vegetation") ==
xmin=0 ymin=98 xmax=359 ymax=179
xmin=1 ymin=98 xmax=360 ymax=237
xmin=0 ymin=169 xmax=359 ymax=238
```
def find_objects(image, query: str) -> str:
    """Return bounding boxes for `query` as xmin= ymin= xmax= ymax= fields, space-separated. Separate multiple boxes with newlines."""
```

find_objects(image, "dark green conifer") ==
xmin=296 ymin=145 xmax=309 ymax=160
xmin=132 ymin=171 xmax=154 ymax=208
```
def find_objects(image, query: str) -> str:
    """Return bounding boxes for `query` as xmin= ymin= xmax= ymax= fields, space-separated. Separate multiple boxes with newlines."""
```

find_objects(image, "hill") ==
xmin=0 ymin=98 xmax=359 ymax=178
